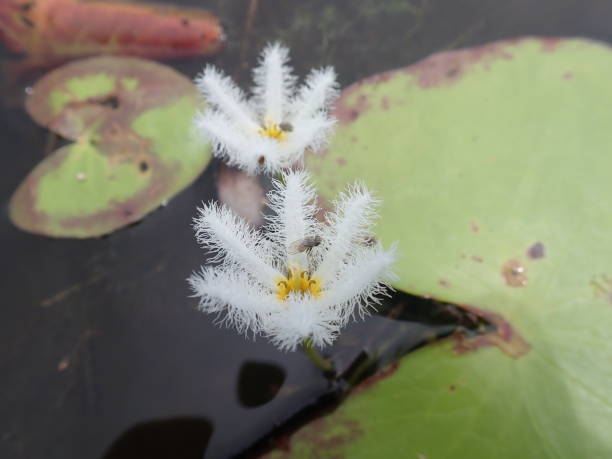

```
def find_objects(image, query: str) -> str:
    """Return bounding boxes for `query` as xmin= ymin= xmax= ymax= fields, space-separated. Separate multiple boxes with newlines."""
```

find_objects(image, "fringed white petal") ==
xmin=314 ymin=183 xmax=380 ymax=284
xmin=319 ymin=245 xmax=397 ymax=324
xmin=281 ymin=114 xmax=336 ymax=162
xmin=266 ymin=170 xmax=319 ymax=265
xmin=290 ymin=67 xmax=339 ymax=123
xmin=188 ymin=266 xmax=279 ymax=334
xmin=263 ymin=297 xmax=342 ymax=351
xmin=195 ymin=111 xmax=266 ymax=174
xmin=193 ymin=202 xmax=283 ymax=285
xmin=252 ymin=42 xmax=296 ymax=123
xmin=195 ymin=66 xmax=260 ymax=134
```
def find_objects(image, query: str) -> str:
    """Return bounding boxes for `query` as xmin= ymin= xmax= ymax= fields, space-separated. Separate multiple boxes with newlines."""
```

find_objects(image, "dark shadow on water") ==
xmin=101 ymin=417 xmax=213 ymax=459
xmin=237 ymin=361 xmax=286 ymax=408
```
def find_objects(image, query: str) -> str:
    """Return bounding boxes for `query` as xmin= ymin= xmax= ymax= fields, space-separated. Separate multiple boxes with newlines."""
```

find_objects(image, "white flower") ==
xmin=194 ymin=43 xmax=339 ymax=174
xmin=187 ymin=170 xmax=396 ymax=351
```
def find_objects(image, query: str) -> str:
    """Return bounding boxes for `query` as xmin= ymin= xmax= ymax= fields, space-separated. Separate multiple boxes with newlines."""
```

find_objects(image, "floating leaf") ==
xmin=10 ymin=56 xmax=211 ymax=238
xmin=275 ymin=38 xmax=612 ymax=457
xmin=0 ymin=0 xmax=223 ymax=72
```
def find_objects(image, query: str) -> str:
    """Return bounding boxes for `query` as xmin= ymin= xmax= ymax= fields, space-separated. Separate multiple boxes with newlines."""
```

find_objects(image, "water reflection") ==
xmin=237 ymin=361 xmax=286 ymax=408
xmin=102 ymin=417 xmax=213 ymax=459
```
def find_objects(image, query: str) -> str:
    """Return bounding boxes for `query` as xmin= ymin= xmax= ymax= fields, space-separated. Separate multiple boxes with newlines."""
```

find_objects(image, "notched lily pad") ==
xmin=286 ymin=37 xmax=612 ymax=457
xmin=11 ymin=56 xmax=211 ymax=238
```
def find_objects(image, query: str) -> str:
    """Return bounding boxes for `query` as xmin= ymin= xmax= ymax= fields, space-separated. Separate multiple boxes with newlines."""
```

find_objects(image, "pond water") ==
xmin=2 ymin=0 xmax=612 ymax=458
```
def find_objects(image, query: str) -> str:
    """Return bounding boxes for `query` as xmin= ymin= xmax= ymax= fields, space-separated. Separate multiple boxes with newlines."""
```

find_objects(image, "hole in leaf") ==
xmin=237 ymin=361 xmax=286 ymax=408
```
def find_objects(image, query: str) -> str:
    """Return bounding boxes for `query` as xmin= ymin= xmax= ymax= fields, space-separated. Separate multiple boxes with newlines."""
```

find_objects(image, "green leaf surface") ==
xmin=278 ymin=38 xmax=612 ymax=457
xmin=10 ymin=56 xmax=210 ymax=238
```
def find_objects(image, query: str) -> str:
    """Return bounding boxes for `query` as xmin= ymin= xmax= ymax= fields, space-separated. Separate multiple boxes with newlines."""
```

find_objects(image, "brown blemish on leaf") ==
xmin=405 ymin=40 xmax=514 ymax=89
xmin=471 ymin=255 xmax=483 ymax=263
xmin=216 ymin=164 xmax=265 ymax=228
xmin=273 ymin=416 xmax=364 ymax=457
xmin=563 ymin=71 xmax=574 ymax=79
xmin=380 ymin=96 xmax=390 ymax=110
xmin=353 ymin=362 xmax=400 ymax=394
xmin=527 ymin=242 xmax=545 ymax=259
xmin=335 ymin=92 xmax=371 ymax=123
xmin=448 ymin=384 xmax=456 ymax=392
xmin=452 ymin=305 xmax=531 ymax=358
xmin=332 ymin=72 xmax=395 ymax=125
xmin=336 ymin=157 xmax=346 ymax=166
xmin=438 ymin=279 xmax=451 ymax=287
xmin=469 ymin=220 xmax=480 ymax=233
xmin=502 ymin=259 xmax=527 ymax=287
xmin=25 ymin=56 xmax=197 ymax=140
xmin=540 ymin=37 xmax=563 ymax=52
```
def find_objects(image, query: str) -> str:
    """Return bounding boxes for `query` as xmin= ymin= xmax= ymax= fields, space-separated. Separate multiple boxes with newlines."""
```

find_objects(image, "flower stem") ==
xmin=302 ymin=338 xmax=334 ymax=373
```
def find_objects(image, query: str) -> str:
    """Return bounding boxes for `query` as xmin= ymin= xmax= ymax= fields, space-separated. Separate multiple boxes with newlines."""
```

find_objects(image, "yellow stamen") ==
xmin=258 ymin=121 xmax=287 ymax=142
xmin=276 ymin=279 xmax=290 ymax=301
xmin=275 ymin=264 xmax=322 ymax=301
xmin=308 ymin=278 xmax=321 ymax=297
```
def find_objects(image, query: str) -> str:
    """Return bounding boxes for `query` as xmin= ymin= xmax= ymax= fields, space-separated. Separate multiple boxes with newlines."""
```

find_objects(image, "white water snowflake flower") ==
xmin=194 ymin=43 xmax=339 ymax=174
xmin=187 ymin=170 xmax=396 ymax=351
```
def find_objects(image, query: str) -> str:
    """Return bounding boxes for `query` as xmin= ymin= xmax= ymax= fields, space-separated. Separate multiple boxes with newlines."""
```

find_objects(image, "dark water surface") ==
xmin=3 ymin=1 xmax=612 ymax=458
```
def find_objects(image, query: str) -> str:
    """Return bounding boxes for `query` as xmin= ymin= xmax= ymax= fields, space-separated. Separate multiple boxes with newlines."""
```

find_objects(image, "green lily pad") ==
xmin=10 ymin=56 xmax=210 ymax=238
xmin=276 ymin=38 xmax=612 ymax=457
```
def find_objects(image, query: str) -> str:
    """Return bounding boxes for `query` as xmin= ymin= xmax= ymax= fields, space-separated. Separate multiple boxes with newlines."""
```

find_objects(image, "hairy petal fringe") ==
xmin=193 ymin=202 xmax=282 ymax=284
xmin=315 ymin=183 xmax=380 ymax=284
xmin=266 ymin=169 xmax=320 ymax=266
xmin=188 ymin=267 xmax=278 ymax=334
xmin=290 ymin=67 xmax=339 ymax=123
xmin=263 ymin=298 xmax=341 ymax=351
xmin=252 ymin=42 xmax=297 ymax=123
xmin=195 ymin=66 xmax=259 ymax=133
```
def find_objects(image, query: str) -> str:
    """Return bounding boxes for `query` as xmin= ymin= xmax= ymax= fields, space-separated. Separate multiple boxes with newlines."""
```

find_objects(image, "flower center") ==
xmin=258 ymin=121 xmax=288 ymax=142
xmin=276 ymin=264 xmax=321 ymax=301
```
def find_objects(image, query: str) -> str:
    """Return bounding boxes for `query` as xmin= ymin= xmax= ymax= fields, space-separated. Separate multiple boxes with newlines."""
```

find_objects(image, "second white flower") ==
xmin=194 ymin=43 xmax=339 ymax=174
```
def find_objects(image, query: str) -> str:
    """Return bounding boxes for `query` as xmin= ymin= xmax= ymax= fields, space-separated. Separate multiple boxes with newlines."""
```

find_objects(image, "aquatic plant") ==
xmin=194 ymin=43 xmax=338 ymax=174
xmin=188 ymin=170 xmax=395 ymax=351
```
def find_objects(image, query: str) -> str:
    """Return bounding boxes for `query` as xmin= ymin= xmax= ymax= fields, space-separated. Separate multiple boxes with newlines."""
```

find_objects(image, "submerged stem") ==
xmin=302 ymin=338 xmax=334 ymax=373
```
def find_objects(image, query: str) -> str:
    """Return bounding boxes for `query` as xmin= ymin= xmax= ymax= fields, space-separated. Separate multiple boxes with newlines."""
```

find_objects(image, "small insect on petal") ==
xmin=287 ymin=235 xmax=322 ymax=254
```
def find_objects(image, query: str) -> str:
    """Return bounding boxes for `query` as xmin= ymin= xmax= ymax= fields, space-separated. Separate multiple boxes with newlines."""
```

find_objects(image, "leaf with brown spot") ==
xmin=283 ymin=37 xmax=612 ymax=457
xmin=10 ymin=56 xmax=211 ymax=238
